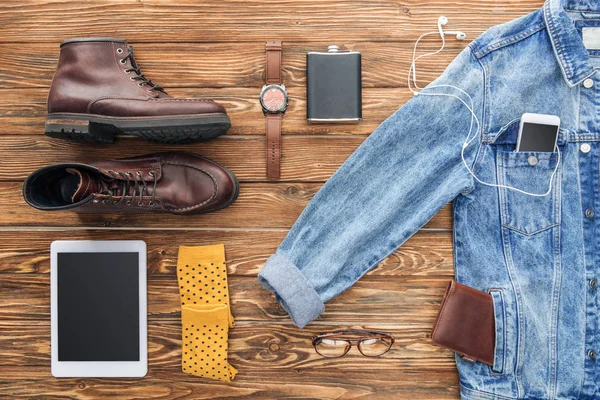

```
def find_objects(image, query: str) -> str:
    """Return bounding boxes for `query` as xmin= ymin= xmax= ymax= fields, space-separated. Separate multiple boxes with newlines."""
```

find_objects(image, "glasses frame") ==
xmin=311 ymin=329 xmax=395 ymax=358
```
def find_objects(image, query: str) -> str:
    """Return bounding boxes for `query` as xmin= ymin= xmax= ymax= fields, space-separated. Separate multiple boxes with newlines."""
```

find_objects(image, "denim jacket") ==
xmin=258 ymin=0 xmax=600 ymax=398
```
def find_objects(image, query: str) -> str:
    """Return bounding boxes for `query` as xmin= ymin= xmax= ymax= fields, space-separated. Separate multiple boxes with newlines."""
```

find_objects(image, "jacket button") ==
xmin=588 ymin=350 xmax=597 ymax=360
xmin=581 ymin=143 xmax=591 ymax=153
xmin=528 ymin=156 xmax=538 ymax=166
xmin=586 ymin=209 xmax=595 ymax=218
xmin=583 ymin=78 xmax=594 ymax=89
xmin=591 ymin=279 xmax=598 ymax=289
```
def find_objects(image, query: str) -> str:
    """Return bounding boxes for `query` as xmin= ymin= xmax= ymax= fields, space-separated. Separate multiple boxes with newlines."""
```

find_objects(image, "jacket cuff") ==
xmin=258 ymin=253 xmax=325 ymax=328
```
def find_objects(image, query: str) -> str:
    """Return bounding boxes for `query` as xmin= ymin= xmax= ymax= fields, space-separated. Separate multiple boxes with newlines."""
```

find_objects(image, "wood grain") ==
xmin=0 ymin=182 xmax=454 ymax=229
xmin=0 ymin=229 xmax=453 ymax=276
xmin=0 ymin=230 xmax=454 ymax=276
xmin=0 ymin=135 xmax=359 ymax=182
xmin=0 ymin=0 xmax=543 ymax=397
xmin=0 ymin=1 xmax=541 ymax=43
xmin=0 ymin=42 xmax=461 ymax=90
xmin=0 ymin=371 xmax=460 ymax=400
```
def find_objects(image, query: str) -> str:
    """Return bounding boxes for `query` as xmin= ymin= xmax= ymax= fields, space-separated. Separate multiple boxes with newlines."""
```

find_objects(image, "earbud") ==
xmin=437 ymin=16 xmax=447 ymax=37
xmin=437 ymin=16 xmax=467 ymax=41
xmin=446 ymin=31 xmax=467 ymax=40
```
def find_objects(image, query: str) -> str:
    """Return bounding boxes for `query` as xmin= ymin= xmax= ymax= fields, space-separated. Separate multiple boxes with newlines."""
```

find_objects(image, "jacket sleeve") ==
xmin=258 ymin=46 xmax=485 ymax=327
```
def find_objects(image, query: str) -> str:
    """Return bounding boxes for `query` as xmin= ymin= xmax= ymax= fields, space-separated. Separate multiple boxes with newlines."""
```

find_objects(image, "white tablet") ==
xmin=51 ymin=240 xmax=147 ymax=378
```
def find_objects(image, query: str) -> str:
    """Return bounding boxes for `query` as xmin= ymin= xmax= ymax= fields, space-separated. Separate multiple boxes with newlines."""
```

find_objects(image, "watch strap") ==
xmin=266 ymin=113 xmax=282 ymax=180
xmin=265 ymin=40 xmax=282 ymax=85
xmin=265 ymin=40 xmax=283 ymax=180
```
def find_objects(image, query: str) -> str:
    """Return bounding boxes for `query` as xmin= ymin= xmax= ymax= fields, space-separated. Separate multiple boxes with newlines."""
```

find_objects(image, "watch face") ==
xmin=261 ymin=85 xmax=287 ymax=112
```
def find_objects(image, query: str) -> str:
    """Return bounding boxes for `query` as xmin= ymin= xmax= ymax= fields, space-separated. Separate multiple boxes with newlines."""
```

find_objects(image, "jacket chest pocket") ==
xmin=496 ymin=150 xmax=561 ymax=235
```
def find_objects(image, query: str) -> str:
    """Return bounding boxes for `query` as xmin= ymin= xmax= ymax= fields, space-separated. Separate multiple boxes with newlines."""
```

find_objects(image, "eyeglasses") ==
xmin=311 ymin=329 xmax=395 ymax=358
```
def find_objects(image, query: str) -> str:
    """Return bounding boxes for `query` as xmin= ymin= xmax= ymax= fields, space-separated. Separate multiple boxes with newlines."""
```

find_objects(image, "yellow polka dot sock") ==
xmin=177 ymin=244 xmax=237 ymax=382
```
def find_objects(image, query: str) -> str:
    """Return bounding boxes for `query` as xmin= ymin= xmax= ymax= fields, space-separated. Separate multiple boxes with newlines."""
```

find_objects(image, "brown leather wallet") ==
xmin=431 ymin=281 xmax=495 ymax=366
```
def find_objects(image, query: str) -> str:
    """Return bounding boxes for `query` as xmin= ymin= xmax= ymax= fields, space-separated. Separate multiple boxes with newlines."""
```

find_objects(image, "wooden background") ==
xmin=0 ymin=1 xmax=543 ymax=399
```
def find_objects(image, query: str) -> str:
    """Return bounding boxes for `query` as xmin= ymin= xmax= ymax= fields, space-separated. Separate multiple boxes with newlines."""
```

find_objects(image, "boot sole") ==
xmin=44 ymin=113 xmax=231 ymax=144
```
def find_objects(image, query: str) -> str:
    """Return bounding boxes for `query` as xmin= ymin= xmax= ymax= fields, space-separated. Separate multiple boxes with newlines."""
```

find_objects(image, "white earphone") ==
xmin=437 ymin=16 xmax=467 ymax=41
xmin=408 ymin=17 xmax=560 ymax=197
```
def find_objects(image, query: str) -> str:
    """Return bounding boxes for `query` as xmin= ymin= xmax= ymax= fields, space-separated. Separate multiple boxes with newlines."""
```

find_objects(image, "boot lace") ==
xmin=120 ymin=46 xmax=165 ymax=93
xmin=101 ymin=170 xmax=158 ymax=206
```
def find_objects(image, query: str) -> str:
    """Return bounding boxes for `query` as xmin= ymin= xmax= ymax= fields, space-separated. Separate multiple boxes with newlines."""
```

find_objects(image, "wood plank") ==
xmin=0 ymin=322 xmax=457 ymax=371
xmin=0 ymin=274 xmax=453 ymax=323
xmin=0 ymin=230 xmax=454 ymax=275
xmin=0 ymin=371 xmax=460 ymax=400
xmin=0 ymin=87 xmax=417 ymax=137
xmin=0 ymin=42 xmax=461 ymax=90
xmin=0 ymin=182 xmax=454 ymax=229
xmin=0 ymin=135 xmax=359 ymax=182
xmin=0 ymin=1 xmax=543 ymax=43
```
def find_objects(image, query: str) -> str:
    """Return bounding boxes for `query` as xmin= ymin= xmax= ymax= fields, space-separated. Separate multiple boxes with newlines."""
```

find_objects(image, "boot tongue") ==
xmin=65 ymin=168 xmax=101 ymax=203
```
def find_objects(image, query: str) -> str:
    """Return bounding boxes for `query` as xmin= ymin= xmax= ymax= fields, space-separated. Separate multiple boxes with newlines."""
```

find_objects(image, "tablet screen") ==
xmin=57 ymin=252 xmax=140 ymax=361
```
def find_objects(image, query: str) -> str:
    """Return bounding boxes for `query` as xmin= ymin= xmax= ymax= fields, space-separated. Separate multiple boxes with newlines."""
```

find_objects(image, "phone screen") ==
xmin=518 ymin=122 xmax=559 ymax=152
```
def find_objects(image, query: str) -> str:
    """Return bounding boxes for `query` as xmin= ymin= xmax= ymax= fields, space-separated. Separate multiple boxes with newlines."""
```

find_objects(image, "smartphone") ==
xmin=516 ymin=113 xmax=560 ymax=152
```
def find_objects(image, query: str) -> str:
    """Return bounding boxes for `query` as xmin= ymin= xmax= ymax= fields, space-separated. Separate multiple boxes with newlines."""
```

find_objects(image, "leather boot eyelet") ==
xmin=138 ymin=201 xmax=145 ymax=206
xmin=112 ymin=200 xmax=119 ymax=205
xmin=126 ymin=201 xmax=132 ymax=206
xmin=119 ymin=59 xmax=127 ymax=65
xmin=101 ymin=200 xmax=107 ymax=204
xmin=149 ymin=201 xmax=156 ymax=206
xmin=124 ymin=70 xmax=131 ymax=74
xmin=147 ymin=89 xmax=154 ymax=92
xmin=93 ymin=199 xmax=99 ymax=204
xmin=138 ymin=82 xmax=144 ymax=87
xmin=116 ymin=48 xmax=123 ymax=54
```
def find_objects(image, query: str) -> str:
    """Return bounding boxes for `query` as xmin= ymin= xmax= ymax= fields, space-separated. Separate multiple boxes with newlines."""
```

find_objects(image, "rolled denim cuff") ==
xmin=258 ymin=252 xmax=325 ymax=328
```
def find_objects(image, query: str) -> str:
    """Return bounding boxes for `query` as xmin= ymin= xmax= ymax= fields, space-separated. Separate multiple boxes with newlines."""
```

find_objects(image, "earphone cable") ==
xmin=408 ymin=19 xmax=560 ymax=197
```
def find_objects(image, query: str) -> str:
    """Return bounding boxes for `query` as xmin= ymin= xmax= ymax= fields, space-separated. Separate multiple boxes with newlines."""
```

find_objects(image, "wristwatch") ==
xmin=260 ymin=40 xmax=288 ymax=180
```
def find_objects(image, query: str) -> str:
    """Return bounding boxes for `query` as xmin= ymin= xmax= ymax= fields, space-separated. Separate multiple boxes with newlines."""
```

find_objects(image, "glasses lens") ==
xmin=358 ymin=337 xmax=393 ymax=356
xmin=314 ymin=338 xmax=351 ymax=357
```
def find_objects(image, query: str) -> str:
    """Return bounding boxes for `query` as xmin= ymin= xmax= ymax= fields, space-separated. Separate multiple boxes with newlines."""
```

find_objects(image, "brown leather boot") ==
xmin=46 ymin=38 xmax=231 ymax=144
xmin=23 ymin=152 xmax=239 ymax=215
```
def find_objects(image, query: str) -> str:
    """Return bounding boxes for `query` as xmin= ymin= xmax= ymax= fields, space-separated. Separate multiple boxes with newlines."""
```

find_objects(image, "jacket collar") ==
xmin=543 ymin=0 xmax=596 ymax=87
